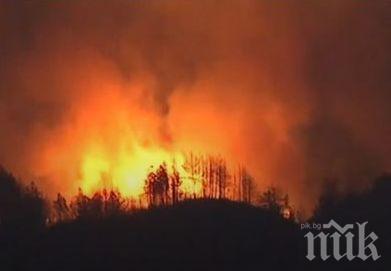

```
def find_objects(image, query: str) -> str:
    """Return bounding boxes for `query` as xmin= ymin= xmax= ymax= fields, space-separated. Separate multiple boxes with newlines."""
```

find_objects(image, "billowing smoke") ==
xmin=0 ymin=0 xmax=390 ymax=214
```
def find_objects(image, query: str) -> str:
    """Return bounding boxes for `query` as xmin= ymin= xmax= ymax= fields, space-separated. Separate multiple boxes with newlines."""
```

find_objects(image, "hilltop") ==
xmin=6 ymin=199 xmax=301 ymax=271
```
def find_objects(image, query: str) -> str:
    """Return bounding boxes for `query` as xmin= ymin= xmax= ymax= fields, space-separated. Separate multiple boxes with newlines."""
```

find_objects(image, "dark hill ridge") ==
xmin=2 ymin=175 xmax=391 ymax=271
xmin=12 ymin=199 xmax=302 ymax=270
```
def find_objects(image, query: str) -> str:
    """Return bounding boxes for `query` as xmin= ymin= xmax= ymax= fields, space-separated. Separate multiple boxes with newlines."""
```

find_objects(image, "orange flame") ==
xmin=79 ymin=142 xmax=202 ymax=198
xmin=37 ymin=85 xmax=203 ymax=199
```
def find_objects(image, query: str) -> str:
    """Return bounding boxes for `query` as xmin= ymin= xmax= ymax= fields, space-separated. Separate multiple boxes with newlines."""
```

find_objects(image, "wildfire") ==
xmin=29 ymin=76 xmax=254 ymax=207
xmin=79 ymin=141 xmax=202 ymax=199
xmin=36 ymin=85 xmax=205 ymax=200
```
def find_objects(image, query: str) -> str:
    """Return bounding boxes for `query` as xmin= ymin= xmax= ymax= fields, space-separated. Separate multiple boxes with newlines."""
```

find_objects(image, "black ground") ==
xmin=1 ymin=172 xmax=391 ymax=271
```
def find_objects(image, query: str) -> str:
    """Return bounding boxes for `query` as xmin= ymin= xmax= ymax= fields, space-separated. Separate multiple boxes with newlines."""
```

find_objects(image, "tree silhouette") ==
xmin=237 ymin=167 xmax=254 ymax=203
xmin=258 ymin=187 xmax=293 ymax=218
xmin=0 ymin=167 xmax=22 ymax=230
xmin=170 ymin=163 xmax=181 ymax=204
xmin=22 ymin=182 xmax=47 ymax=230
xmin=105 ymin=190 xmax=127 ymax=216
xmin=53 ymin=193 xmax=70 ymax=222
xmin=145 ymin=164 xmax=170 ymax=207
xmin=0 ymin=168 xmax=46 ymax=233
xmin=70 ymin=188 xmax=91 ymax=219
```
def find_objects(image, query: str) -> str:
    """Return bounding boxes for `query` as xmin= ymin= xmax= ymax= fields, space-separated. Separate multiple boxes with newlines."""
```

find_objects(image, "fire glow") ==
xmin=35 ymin=86 xmax=205 ymax=200
xmin=79 ymin=141 xmax=201 ymax=199
xmin=1 ymin=1 xmax=389 ymax=215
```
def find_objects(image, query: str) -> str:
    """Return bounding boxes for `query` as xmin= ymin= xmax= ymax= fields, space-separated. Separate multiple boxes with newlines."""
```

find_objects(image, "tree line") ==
xmin=0 ymin=158 xmax=295 ymax=228
xmin=144 ymin=153 xmax=255 ymax=206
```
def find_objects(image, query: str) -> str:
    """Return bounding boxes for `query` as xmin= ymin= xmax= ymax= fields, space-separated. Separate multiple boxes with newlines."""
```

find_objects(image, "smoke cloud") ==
xmin=0 ymin=0 xmax=390 ymax=213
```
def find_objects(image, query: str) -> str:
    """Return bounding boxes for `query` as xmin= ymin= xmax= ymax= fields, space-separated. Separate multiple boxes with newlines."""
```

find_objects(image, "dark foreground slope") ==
xmin=2 ymin=174 xmax=391 ymax=271
xmin=4 ymin=199 xmax=301 ymax=271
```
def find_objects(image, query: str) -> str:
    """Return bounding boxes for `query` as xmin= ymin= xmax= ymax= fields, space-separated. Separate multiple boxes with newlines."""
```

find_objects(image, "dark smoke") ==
xmin=0 ymin=0 xmax=390 ymax=214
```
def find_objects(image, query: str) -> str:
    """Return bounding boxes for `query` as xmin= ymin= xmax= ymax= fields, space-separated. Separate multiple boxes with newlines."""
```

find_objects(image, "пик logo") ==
xmin=304 ymin=220 xmax=381 ymax=261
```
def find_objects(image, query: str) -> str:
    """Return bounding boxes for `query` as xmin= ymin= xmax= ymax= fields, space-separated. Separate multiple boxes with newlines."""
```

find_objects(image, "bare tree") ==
xmin=70 ymin=188 xmax=91 ymax=219
xmin=170 ymin=163 xmax=181 ymax=204
xmin=144 ymin=165 xmax=169 ymax=207
xmin=258 ymin=187 xmax=294 ymax=218
xmin=105 ymin=190 xmax=126 ymax=216
xmin=53 ymin=193 xmax=70 ymax=222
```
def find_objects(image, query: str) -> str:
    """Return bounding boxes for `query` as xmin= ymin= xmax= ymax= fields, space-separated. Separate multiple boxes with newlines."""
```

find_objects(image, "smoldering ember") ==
xmin=0 ymin=1 xmax=390 ymax=270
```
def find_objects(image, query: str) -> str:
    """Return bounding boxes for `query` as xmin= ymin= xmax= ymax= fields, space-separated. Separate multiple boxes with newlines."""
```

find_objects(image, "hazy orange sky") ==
xmin=0 ymin=0 xmax=390 ymax=213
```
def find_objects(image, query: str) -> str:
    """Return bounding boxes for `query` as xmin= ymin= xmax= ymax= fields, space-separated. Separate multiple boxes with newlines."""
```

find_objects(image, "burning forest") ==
xmin=0 ymin=0 xmax=390 ymax=216
xmin=51 ymin=153 xmax=259 ymax=223
xmin=0 ymin=0 xmax=390 ymax=270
